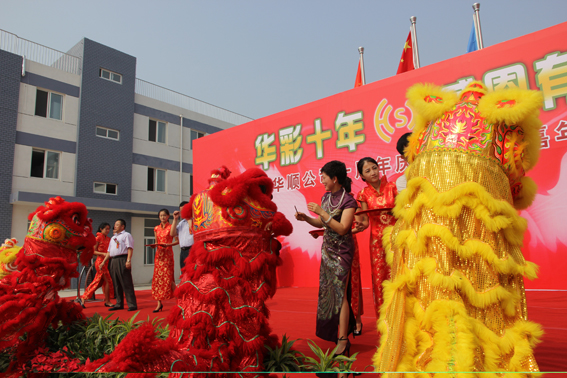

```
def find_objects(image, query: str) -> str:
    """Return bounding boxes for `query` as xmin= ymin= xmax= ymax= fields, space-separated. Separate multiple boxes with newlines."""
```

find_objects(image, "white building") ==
xmin=0 ymin=30 xmax=252 ymax=288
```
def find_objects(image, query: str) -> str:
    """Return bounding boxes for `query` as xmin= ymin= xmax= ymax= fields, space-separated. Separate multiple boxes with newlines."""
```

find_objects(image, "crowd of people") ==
xmin=78 ymin=133 xmax=411 ymax=347
xmin=77 ymin=202 xmax=194 ymax=313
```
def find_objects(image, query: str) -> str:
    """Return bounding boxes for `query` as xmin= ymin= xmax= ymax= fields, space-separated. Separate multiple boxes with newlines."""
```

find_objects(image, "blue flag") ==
xmin=467 ymin=22 xmax=478 ymax=53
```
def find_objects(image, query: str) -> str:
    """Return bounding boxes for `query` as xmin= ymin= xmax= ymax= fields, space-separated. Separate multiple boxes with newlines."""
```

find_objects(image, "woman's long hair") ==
xmin=321 ymin=160 xmax=352 ymax=192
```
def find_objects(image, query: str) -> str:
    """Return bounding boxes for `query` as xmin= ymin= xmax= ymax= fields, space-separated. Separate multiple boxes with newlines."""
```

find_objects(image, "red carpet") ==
xmin=82 ymin=287 xmax=567 ymax=373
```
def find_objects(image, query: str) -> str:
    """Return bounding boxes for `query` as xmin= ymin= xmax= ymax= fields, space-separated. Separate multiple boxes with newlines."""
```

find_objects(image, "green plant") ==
xmin=263 ymin=334 xmax=305 ymax=372
xmin=300 ymin=339 xmax=358 ymax=373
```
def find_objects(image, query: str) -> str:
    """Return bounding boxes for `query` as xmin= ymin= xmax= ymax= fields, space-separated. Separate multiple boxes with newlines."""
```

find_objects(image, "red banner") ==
xmin=194 ymin=22 xmax=567 ymax=290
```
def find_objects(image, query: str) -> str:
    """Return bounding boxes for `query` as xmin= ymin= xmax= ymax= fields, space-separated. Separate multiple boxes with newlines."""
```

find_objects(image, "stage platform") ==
xmin=79 ymin=287 xmax=567 ymax=373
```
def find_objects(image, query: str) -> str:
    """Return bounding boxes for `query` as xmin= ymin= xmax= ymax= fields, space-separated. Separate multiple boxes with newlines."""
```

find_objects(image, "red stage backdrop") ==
xmin=194 ymin=22 xmax=567 ymax=291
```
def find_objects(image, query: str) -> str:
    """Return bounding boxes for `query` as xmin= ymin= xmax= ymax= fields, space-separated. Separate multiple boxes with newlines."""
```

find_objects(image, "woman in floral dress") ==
xmin=78 ymin=222 xmax=114 ymax=307
xmin=356 ymin=157 xmax=397 ymax=319
xmin=296 ymin=160 xmax=358 ymax=357
xmin=151 ymin=209 xmax=178 ymax=312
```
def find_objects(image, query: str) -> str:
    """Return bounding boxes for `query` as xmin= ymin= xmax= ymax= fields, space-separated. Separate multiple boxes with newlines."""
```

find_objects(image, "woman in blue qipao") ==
xmin=295 ymin=160 xmax=359 ymax=357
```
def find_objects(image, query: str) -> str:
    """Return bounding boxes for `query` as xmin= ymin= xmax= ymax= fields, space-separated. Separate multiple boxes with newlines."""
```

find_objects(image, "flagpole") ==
xmin=410 ymin=16 xmax=420 ymax=68
xmin=358 ymin=47 xmax=366 ymax=85
xmin=472 ymin=3 xmax=484 ymax=49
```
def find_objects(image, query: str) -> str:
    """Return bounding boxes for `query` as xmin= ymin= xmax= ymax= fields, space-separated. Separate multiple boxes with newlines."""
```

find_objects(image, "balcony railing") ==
xmin=0 ymin=29 xmax=81 ymax=75
xmin=135 ymin=78 xmax=253 ymax=125
xmin=1 ymin=29 xmax=252 ymax=125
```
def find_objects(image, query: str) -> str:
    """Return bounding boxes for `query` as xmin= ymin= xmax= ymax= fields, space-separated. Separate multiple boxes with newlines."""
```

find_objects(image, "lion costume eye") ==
xmin=72 ymin=213 xmax=81 ymax=225
xmin=44 ymin=224 xmax=67 ymax=243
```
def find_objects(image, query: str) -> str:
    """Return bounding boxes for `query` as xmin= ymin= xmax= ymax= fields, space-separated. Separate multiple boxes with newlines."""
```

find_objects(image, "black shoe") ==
xmin=104 ymin=303 xmax=114 ymax=307
xmin=334 ymin=337 xmax=351 ymax=357
xmin=74 ymin=298 xmax=86 ymax=308
xmin=353 ymin=323 xmax=363 ymax=336
xmin=127 ymin=307 xmax=138 ymax=312
xmin=153 ymin=305 xmax=163 ymax=313
xmin=109 ymin=306 xmax=123 ymax=311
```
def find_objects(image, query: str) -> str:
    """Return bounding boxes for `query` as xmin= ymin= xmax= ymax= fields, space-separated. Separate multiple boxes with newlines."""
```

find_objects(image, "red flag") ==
xmin=397 ymin=31 xmax=415 ymax=74
xmin=354 ymin=59 xmax=363 ymax=87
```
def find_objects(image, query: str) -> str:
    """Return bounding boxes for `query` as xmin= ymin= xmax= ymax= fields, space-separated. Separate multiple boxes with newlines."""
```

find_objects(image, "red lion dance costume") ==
xmin=0 ymin=196 xmax=96 ymax=374
xmin=85 ymin=167 xmax=292 ymax=376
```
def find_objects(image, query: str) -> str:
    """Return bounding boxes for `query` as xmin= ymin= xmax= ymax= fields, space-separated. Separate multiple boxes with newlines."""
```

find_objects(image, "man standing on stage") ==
xmin=108 ymin=219 xmax=138 ymax=311
xmin=171 ymin=201 xmax=194 ymax=272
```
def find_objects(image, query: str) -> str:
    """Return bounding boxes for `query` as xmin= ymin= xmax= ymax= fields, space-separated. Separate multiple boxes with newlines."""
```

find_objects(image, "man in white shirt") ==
xmin=108 ymin=219 xmax=138 ymax=311
xmin=171 ymin=201 xmax=194 ymax=272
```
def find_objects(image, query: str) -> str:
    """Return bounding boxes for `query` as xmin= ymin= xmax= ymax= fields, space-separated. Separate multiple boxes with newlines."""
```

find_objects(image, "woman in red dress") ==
xmin=356 ymin=157 xmax=397 ymax=320
xmin=78 ymin=222 xmax=114 ymax=307
xmin=151 ymin=209 xmax=178 ymax=312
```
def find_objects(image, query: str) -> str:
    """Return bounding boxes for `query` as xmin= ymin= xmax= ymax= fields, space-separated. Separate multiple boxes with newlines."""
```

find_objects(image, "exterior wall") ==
xmin=12 ymin=144 xmax=75 ymax=196
xmin=132 ymin=94 xmax=236 ymax=204
xmin=10 ymin=204 xmax=36 ymax=244
xmin=17 ymin=82 xmax=79 ymax=142
xmin=2 ymin=35 xmax=244 ymax=289
xmin=75 ymin=38 xmax=136 ymax=202
xmin=0 ymin=50 xmax=22 ymax=238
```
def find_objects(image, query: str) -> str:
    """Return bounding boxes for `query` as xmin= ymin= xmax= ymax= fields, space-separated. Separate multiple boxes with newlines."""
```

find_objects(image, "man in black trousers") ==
xmin=108 ymin=219 xmax=138 ymax=311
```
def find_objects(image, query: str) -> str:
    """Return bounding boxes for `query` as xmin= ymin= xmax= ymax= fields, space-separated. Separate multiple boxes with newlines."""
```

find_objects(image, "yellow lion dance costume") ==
xmin=374 ymin=82 xmax=543 ymax=376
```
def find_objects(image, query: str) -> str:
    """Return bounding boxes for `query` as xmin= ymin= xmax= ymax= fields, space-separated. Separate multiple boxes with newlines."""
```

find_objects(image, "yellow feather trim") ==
xmin=394 ymin=177 xmax=528 ymax=246
xmin=0 ymin=245 xmax=21 ymax=279
xmin=405 ymin=114 xmax=427 ymax=163
xmin=376 ymin=293 xmax=544 ymax=375
xmin=393 ymin=224 xmax=538 ymax=279
xmin=477 ymin=88 xmax=543 ymax=126
xmin=405 ymin=83 xmax=458 ymax=164
xmin=514 ymin=176 xmax=538 ymax=211
xmin=521 ymin=114 xmax=542 ymax=171
xmin=406 ymin=83 xmax=459 ymax=123
xmin=385 ymin=257 xmax=521 ymax=315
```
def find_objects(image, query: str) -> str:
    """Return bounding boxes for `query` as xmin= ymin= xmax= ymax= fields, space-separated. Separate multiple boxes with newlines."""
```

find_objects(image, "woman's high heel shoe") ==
xmin=153 ymin=305 xmax=163 ymax=313
xmin=334 ymin=337 xmax=351 ymax=357
xmin=353 ymin=323 xmax=363 ymax=336
xmin=74 ymin=298 xmax=86 ymax=308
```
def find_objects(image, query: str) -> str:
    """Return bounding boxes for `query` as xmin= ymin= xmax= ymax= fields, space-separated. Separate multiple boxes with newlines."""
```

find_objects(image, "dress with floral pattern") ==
xmin=82 ymin=232 xmax=114 ymax=300
xmin=152 ymin=223 xmax=175 ymax=300
xmin=316 ymin=189 xmax=358 ymax=342
xmin=356 ymin=178 xmax=397 ymax=319
xmin=350 ymin=228 xmax=363 ymax=321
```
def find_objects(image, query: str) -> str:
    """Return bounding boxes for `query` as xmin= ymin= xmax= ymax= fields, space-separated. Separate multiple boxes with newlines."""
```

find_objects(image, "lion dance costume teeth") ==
xmin=0 ymin=196 xmax=96 ymax=374
xmin=374 ymin=82 xmax=544 ymax=376
xmin=84 ymin=167 xmax=293 ymax=376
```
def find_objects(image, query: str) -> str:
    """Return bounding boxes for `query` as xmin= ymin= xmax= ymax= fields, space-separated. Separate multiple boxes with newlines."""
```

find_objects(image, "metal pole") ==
xmin=358 ymin=47 xmax=366 ymax=85
xmin=472 ymin=3 xmax=484 ymax=49
xmin=410 ymin=16 xmax=420 ymax=68
xmin=179 ymin=115 xmax=183 ymax=203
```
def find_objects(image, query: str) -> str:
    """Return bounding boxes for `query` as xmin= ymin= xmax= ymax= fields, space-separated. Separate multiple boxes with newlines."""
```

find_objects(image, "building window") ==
xmin=94 ymin=182 xmax=117 ymax=195
xmin=96 ymin=126 xmax=119 ymax=140
xmin=149 ymin=120 xmax=166 ymax=144
xmin=144 ymin=218 xmax=160 ymax=265
xmin=190 ymin=130 xmax=205 ymax=149
xmin=30 ymin=149 xmax=60 ymax=179
xmin=35 ymin=89 xmax=63 ymax=120
xmin=147 ymin=167 xmax=166 ymax=192
xmin=99 ymin=68 xmax=122 ymax=84
xmin=190 ymin=174 xmax=193 ymax=195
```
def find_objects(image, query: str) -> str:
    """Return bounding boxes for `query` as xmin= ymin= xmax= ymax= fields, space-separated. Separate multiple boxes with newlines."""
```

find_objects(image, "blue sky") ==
xmin=1 ymin=0 xmax=566 ymax=119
